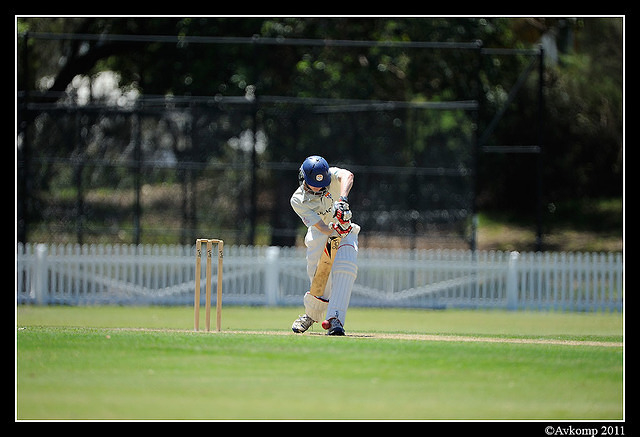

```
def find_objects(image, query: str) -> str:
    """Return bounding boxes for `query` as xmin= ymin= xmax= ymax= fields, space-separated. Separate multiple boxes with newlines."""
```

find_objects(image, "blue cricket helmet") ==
xmin=299 ymin=155 xmax=331 ymax=188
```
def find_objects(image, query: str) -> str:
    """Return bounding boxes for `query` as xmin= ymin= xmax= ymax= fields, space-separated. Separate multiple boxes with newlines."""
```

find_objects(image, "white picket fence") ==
xmin=16 ymin=243 xmax=623 ymax=312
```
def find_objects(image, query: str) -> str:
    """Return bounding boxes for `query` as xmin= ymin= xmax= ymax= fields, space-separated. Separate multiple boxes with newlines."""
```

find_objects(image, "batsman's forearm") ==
xmin=313 ymin=221 xmax=335 ymax=236
xmin=339 ymin=171 xmax=354 ymax=198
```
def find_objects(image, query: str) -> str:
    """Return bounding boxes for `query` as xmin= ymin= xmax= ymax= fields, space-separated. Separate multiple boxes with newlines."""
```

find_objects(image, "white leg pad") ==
xmin=325 ymin=243 xmax=358 ymax=326
xmin=303 ymin=292 xmax=329 ymax=322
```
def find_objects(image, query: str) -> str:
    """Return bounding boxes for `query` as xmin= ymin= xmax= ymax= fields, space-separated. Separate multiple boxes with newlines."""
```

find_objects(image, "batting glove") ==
xmin=333 ymin=196 xmax=352 ymax=224
xmin=331 ymin=221 xmax=352 ymax=237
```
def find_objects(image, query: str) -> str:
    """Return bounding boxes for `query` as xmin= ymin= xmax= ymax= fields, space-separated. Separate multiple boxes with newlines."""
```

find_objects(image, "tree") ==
xmin=17 ymin=17 xmax=623 ymax=245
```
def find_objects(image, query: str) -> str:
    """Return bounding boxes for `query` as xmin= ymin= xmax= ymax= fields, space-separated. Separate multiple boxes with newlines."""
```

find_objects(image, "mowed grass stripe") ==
xmin=16 ymin=305 xmax=623 ymax=342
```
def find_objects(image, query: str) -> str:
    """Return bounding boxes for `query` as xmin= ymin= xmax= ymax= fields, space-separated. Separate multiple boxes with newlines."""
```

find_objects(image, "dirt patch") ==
xmin=211 ymin=330 xmax=622 ymax=347
xmin=94 ymin=327 xmax=620 ymax=347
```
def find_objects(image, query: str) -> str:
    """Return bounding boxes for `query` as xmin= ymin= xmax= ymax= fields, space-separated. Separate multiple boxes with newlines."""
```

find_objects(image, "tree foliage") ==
xmin=18 ymin=16 xmax=622 ymax=214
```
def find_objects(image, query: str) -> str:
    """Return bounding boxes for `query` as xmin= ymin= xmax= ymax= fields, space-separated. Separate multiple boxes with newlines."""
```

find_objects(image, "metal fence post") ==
xmin=506 ymin=251 xmax=519 ymax=310
xmin=33 ymin=244 xmax=49 ymax=305
xmin=265 ymin=246 xmax=280 ymax=306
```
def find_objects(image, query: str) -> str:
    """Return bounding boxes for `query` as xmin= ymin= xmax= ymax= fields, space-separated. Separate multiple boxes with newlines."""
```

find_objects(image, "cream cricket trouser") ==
xmin=303 ymin=225 xmax=359 ymax=325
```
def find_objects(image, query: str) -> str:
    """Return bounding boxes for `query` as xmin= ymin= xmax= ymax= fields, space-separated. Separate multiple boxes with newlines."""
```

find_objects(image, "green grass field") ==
xmin=16 ymin=305 xmax=623 ymax=421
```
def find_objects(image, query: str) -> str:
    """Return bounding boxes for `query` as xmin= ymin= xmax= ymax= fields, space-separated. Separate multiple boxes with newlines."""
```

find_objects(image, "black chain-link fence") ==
xmin=18 ymin=96 xmax=476 ymax=248
xmin=18 ymin=33 xmax=546 ymax=249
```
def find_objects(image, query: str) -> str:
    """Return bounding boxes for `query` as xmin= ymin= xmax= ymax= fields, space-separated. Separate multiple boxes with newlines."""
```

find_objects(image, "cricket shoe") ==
xmin=322 ymin=317 xmax=345 ymax=336
xmin=291 ymin=314 xmax=315 ymax=333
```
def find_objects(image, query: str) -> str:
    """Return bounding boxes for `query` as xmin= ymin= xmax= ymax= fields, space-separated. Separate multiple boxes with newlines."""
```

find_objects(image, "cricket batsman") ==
xmin=290 ymin=155 xmax=360 ymax=336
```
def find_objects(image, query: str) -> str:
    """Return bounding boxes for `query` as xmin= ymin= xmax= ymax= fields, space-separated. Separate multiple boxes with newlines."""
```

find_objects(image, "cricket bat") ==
xmin=309 ymin=235 xmax=342 ymax=297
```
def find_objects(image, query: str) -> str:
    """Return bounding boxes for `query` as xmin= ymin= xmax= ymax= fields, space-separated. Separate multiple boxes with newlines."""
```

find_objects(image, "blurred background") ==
xmin=16 ymin=17 xmax=623 ymax=253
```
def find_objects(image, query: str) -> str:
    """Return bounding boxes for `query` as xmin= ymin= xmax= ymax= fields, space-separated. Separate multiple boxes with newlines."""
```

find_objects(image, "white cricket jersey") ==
xmin=290 ymin=167 xmax=343 ymax=228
